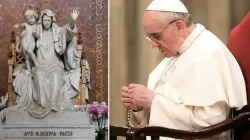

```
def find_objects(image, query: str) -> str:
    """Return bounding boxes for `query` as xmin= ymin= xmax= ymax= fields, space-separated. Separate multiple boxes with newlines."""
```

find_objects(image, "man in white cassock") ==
xmin=121 ymin=0 xmax=247 ymax=139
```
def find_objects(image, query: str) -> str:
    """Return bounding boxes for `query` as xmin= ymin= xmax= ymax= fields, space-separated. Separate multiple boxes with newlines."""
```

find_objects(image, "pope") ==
xmin=121 ymin=0 xmax=247 ymax=139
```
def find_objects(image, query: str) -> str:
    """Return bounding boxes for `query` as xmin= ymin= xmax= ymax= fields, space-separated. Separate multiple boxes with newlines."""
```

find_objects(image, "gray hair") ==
xmin=156 ymin=11 xmax=192 ymax=27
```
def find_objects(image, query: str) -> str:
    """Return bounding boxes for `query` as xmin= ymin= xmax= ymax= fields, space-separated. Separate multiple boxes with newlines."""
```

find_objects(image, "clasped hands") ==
xmin=121 ymin=83 xmax=156 ymax=111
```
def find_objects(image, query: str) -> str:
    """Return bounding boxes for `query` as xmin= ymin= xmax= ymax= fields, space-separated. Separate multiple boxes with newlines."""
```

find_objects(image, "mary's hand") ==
xmin=21 ymin=30 xmax=28 ymax=37
xmin=32 ymin=28 xmax=39 ymax=39
xmin=14 ymin=24 xmax=19 ymax=28
xmin=70 ymin=7 xmax=80 ymax=21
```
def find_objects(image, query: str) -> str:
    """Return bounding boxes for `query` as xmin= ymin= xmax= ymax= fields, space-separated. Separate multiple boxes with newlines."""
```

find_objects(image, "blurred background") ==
xmin=110 ymin=0 xmax=250 ymax=126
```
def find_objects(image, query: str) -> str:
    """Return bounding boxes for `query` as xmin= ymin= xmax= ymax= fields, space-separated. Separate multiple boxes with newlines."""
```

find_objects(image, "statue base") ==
xmin=1 ymin=110 xmax=95 ymax=140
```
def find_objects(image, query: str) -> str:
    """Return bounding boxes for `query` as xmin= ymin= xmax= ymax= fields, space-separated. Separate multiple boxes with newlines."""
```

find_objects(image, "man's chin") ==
xmin=163 ymin=53 xmax=172 ymax=58
xmin=163 ymin=52 xmax=179 ymax=58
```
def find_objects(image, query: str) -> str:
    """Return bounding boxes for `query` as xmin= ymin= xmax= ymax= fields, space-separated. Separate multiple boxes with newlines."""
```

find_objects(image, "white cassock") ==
xmin=130 ymin=24 xmax=247 ymax=140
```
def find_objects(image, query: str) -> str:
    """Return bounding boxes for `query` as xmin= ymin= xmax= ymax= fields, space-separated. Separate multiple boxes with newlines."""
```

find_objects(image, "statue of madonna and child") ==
xmin=0 ymin=7 xmax=84 ymax=120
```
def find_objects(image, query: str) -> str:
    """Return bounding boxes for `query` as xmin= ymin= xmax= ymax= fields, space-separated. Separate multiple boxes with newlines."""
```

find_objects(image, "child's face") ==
xmin=26 ymin=15 xmax=36 ymax=25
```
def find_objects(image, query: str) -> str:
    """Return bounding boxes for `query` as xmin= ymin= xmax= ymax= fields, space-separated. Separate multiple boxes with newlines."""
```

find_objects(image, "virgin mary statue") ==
xmin=3 ymin=8 xmax=81 ymax=118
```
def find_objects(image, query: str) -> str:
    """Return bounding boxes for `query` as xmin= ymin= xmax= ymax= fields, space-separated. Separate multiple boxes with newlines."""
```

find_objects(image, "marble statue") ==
xmin=14 ymin=9 xmax=39 ymax=74
xmin=0 ymin=7 xmax=96 ymax=140
xmin=1 ymin=7 xmax=81 ymax=119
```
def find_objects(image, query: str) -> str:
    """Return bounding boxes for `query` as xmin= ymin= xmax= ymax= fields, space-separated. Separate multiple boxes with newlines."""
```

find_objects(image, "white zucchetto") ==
xmin=146 ymin=0 xmax=188 ymax=13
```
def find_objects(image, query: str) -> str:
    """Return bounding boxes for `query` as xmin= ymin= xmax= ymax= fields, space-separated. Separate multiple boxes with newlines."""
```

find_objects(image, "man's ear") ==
xmin=175 ymin=20 xmax=185 ymax=32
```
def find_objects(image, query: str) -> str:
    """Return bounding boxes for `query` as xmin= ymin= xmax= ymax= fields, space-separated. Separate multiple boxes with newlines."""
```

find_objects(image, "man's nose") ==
xmin=151 ymin=41 xmax=159 ymax=48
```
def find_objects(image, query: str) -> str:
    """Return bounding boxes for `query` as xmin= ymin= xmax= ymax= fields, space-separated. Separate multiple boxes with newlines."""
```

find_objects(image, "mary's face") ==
xmin=42 ymin=15 xmax=52 ymax=30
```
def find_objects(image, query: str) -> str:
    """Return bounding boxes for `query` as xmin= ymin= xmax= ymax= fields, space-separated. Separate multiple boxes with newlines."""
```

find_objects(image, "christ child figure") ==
xmin=14 ymin=8 xmax=39 ymax=74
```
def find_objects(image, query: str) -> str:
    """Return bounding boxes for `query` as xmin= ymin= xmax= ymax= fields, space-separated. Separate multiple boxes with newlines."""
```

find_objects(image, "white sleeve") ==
xmin=130 ymin=109 xmax=150 ymax=127
xmin=150 ymin=95 xmax=230 ymax=129
xmin=190 ymin=101 xmax=230 ymax=129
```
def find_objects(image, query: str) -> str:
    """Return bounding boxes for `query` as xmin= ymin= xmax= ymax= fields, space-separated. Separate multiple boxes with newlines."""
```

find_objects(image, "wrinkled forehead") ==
xmin=143 ymin=11 xmax=165 ymax=32
xmin=143 ymin=11 xmax=167 ymax=25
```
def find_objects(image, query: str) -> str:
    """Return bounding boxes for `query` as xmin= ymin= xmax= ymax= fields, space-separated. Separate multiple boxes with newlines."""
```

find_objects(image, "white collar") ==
xmin=178 ymin=24 xmax=205 ymax=54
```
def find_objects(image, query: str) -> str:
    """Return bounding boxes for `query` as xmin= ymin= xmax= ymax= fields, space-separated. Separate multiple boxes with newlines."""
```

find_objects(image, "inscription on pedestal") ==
xmin=24 ymin=131 xmax=73 ymax=137
xmin=3 ymin=125 xmax=94 ymax=139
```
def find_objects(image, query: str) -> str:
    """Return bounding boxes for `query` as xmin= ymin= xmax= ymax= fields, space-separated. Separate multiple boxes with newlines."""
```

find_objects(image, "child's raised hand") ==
xmin=14 ymin=24 xmax=19 ymax=28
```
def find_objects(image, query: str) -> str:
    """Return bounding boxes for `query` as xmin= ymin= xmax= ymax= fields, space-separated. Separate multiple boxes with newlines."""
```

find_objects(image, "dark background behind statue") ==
xmin=0 ymin=0 xmax=108 ymax=103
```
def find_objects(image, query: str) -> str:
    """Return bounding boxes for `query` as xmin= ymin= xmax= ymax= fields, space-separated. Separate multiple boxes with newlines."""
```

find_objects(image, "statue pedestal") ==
xmin=1 ymin=110 xmax=95 ymax=140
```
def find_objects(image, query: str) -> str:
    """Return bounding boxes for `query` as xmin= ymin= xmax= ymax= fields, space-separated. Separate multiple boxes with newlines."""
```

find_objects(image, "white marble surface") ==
xmin=4 ymin=110 xmax=91 ymax=125
xmin=3 ymin=124 xmax=94 ymax=140
xmin=1 ymin=110 xmax=95 ymax=140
